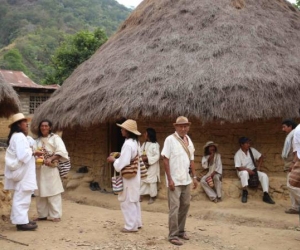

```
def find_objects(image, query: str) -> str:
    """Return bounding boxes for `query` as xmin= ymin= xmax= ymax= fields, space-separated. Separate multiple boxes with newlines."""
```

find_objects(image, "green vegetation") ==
xmin=0 ymin=0 xmax=131 ymax=84
xmin=44 ymin=29 xmax=107 ymax=85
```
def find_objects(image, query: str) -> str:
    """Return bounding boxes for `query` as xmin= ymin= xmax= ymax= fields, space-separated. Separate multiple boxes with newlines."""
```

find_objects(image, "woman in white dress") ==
xmin=107 ymin=119 xmax=142 ymax=233
xmin=140 ymin=128 xmax=160 ymax=204
xmin=200 ymin=141 xmax=223 ymax=203
xmin=34 ymin=119 xmax=69 ymax=222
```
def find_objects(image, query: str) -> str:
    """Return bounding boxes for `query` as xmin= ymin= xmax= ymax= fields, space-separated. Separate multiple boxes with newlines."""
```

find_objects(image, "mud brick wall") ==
xmin=61 ymin=118 xmax=298 ymax=194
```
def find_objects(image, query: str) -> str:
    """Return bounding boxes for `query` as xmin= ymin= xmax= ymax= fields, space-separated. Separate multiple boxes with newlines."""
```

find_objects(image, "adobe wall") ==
xmin=0 ymin=92 xmax=50 ymax=141
xmin=61 ymin=117 xmax=298 ymax=199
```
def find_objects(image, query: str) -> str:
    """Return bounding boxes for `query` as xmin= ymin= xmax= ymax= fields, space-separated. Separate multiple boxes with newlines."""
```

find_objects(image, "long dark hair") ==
xmin=127 ymin=131 xmax=138 ymax=141
xmin=7 ymin=121 xmax=23 ymax=145
xmin=204 ymin=145 xmax=217 ymax=156
xmin=38 ymin=119 xmax=53 ymax=137
xmin=146 ymin=128 xmax=157 ymax=143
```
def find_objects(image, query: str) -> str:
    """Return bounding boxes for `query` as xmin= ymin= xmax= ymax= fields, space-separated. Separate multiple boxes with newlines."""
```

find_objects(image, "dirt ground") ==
xmin=1 ymin=150 xmax=300 ymax=250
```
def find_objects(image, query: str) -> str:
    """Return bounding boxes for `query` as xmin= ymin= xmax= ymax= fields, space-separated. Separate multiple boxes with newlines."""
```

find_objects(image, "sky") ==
xmin=116 ymin=0 xmax=143 ymax=8
xmin=116 ymin=0 xmax=297 ymax=8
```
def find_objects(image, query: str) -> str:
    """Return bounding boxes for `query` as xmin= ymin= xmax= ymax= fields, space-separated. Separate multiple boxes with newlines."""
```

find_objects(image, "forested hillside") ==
xmin=0 ymin=0 xmax=131 ymax=83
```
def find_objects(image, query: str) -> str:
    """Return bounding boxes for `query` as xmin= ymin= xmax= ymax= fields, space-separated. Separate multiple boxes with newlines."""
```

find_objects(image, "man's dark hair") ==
xmin=146 ymin=128 xmax=157 ymax=143
xmin=38 ymin=119 xmax=53 ymax=137
xmin=282 ymin=119 xmax=297 ymax=129
xmin=127 ymin=131 xmax=138 ymax=141
xmin=7 ymin=121 xmax=23 ymax=145
xmin=204 ymin=145 xmax=217 ymax=156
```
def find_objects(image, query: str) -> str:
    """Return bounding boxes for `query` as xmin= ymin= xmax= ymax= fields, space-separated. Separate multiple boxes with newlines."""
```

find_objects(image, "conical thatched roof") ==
xmin=0 ymin=82 xmax=20 ymax=118
xmin=32 ymin=0 xmax=300 ymax=132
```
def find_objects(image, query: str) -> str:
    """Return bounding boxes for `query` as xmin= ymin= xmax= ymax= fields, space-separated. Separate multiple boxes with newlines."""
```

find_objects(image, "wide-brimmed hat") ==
xmin=117 ymin=119 xmax=141 ymax=135
xmin=8 ymin=113 xmax=27 ymax=128
xmin=239 ymin=137 xmax=251 ymax=145
xmin=203 ymin=141 xmax=218 ymax=149
xmin=173 ymin=116 xmax=191 ymax=126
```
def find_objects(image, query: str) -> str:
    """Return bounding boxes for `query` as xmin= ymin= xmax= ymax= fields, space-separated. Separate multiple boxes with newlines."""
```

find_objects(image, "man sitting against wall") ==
xmin=234 ymin=137 xmax=275 ymax=204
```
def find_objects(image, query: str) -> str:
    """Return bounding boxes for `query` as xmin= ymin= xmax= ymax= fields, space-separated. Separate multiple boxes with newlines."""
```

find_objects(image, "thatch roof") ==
xmin=0 ymin=81 xmax=20 ymax=118
xmin=32 ymin=0 xmax=300 ymax=132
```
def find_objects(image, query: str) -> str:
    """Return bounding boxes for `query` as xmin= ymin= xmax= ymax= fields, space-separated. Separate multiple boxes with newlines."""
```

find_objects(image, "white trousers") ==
xmin=287 ymin=174 xmax=300 ymax=211
xmin=238 ymin=170 xmax=269 ymax=192
xmin=11 ymin=190 xmax=32 ymax=225
xmin=120 ymin=195 xmax=142 ymax=231
xmin=36 ymin=193 xmax=62 ymax=219
xmin=140 ymin=182 xmax=158 ymax=197
xmin=200 ymin=173 xmax=222 ymax=200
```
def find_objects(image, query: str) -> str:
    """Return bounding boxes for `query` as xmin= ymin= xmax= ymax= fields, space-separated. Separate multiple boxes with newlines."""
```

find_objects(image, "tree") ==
xmin=0 ymin=49 xmax=31 ymax=76
xmin=296 ymin=0 xmax=300 ymax=8
xmin=43 ymin=28 xmax=107 ymax=85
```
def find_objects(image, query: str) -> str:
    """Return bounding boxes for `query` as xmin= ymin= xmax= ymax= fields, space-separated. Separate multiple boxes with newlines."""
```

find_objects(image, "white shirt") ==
xmin=114 ymin=138 xmax=140 ymax=202
xmin=161 ymin=132 xmax=195 ymax=187
xmin=234 ymin=147 xmax=261 ymax=170
xmin=4 ymin=133 xmax=37 ymax=191
xmin=293 ymin=124 xmax=300 ymax=159
xmin=202 ymin=153 xmax=223 ymax=175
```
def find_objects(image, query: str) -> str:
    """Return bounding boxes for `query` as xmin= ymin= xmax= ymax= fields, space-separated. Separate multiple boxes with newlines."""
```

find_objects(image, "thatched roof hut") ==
xmin=0 ymin=82 xmax=19 ymax=118
xmin=32 ymin=0 xmax=300 ymax=131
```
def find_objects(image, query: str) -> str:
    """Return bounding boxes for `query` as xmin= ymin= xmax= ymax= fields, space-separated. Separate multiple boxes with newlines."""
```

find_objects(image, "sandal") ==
xmin=33 ymin=217 xmax=47 ymax=221
xmin=120 ymin=228 xmax=138 ymax=233
xmin=285 ymin=208 xmax=299 ymax=214
xmin=52 ymin=218 xmax=61 ymax=222
xmin=169 ymin=238 xmax=183 ymax=246
xmin=178 ymin=233 xmax=190 ymax=240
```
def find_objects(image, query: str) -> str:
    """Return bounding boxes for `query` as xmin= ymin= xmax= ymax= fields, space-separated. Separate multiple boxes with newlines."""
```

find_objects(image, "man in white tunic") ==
xmin=107 ymin=119 xmax=142 ymax=233
xmin=286 ymin=123 xmax=300 ymax=214
xmin=4 ymin=113 xmax=38 ymax=231
xmin=281 ymin=119 xmax=297 ymax=172
xmin=234 ymin=137 xmax=275 ymax=204
xmin=161 ymin=116 xmax=198 ymax=246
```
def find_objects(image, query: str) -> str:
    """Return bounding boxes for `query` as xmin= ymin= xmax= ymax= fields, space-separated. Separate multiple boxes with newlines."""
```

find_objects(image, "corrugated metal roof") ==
xmin=0 ymin=69 xmax=59 ymax=90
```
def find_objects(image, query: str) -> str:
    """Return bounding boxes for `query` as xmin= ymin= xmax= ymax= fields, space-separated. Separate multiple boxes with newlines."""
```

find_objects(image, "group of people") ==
xmin=4 ymin=113 xmax=300 ymax=246
xmin=107 ymin=116 xmax=300 ymax=246
xmin=4 ymin=113 xmax=69 ymax=231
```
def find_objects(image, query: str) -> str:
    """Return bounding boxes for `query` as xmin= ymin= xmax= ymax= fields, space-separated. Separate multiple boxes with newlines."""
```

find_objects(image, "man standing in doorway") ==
xmin=234 ymin=137 xmax=275 ymax=204
xmin=161 ymin=116 xmax=198 ymax=246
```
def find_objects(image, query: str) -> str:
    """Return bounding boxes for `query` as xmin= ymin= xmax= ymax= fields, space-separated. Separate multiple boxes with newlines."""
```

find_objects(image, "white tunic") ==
xmin=114 ymin=138 xmax=140 ymax=202
xmin=141 ymin=142 xmax=160 ymax=183
xmin=161 ymin=132 xmax=194 ymax=187
xmin=201 ymin=153 xmax=223 ymax=175
xmin=4 ymin=133 xmax=37 ymax=191
xmin=35 ymin=134 xmax=68 ymax=197
xmin=234 ymin=147 xmax=261 ymax=170
xmin=294 ymin=124 xmax=300 ymax=159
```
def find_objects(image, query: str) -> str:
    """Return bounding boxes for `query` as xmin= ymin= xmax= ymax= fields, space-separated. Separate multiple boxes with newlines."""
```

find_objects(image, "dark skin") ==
xmin=163 ymin=124 xmax=198 ymax=191
xmin=236 ymin=141 xmax=263 ymax=175
xmin=207 ymin=145 xmax=217 ymax=179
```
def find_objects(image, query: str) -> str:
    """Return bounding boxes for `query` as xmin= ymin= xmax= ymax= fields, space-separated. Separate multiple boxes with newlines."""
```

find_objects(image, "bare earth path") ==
xmin=1 ymin=184 xmax=300 ymax=250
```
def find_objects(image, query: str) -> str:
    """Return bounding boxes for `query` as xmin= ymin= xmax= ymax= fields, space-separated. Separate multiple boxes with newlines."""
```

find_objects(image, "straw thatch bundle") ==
xmin=31 ymin=0 xmax=300 ymax=132
xmin=0 ymin=82 xmax=19 ymax=118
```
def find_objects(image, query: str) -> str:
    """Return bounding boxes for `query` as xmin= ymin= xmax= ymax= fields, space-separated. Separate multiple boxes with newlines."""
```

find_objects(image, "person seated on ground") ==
xmin=234 ymin=137 xmax=275 ymax=204
xmin=200 ymin=141 xmax=223 ymax=203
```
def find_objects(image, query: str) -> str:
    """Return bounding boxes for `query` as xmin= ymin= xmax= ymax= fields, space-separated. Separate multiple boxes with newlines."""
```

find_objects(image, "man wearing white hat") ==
xmin=161 ymin=116 xmax=198 ymax=246
xmin=4 ymin=113 xmax=40 ymax=231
